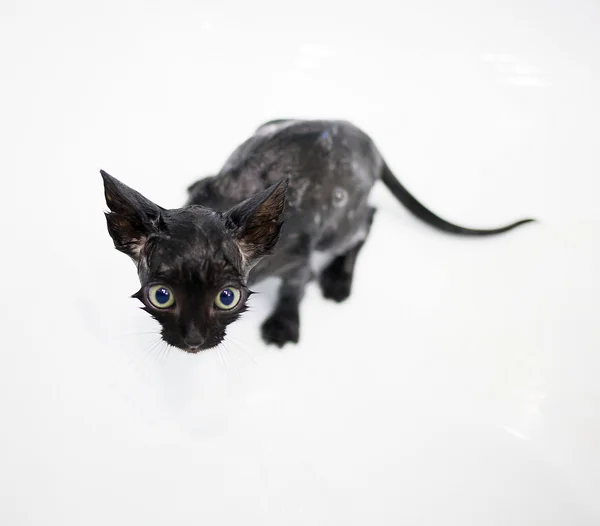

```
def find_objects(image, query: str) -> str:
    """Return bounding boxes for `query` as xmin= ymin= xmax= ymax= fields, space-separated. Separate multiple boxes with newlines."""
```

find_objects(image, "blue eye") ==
xmin=214 ymin=287 xmax=241 ymax=310
xmin=148 ymin=284 xmax=175 ymax=309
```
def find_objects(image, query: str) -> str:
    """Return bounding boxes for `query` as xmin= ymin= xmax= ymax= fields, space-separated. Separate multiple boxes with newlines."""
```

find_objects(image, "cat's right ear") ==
xmin=224 ymin=178 xmax=289 ymax=267
xmin=100 ymin=170 xmax=165 ymax=261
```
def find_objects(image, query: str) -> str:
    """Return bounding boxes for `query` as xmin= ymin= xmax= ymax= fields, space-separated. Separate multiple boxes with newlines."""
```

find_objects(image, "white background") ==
xmin=1 ymin=0 xmax=599 ymax=524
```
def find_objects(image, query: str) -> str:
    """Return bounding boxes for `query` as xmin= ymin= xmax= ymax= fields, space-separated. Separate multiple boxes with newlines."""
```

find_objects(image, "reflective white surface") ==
xmin=1 ymin=0 xmax=599 ymax=524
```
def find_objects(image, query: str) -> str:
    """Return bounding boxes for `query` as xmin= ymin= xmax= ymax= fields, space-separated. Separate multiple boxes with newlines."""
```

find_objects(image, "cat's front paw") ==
xmin=261 ymin=310 xmax=300 ymax=348
xmin=319 ymin=268 xmax=352 ymax=303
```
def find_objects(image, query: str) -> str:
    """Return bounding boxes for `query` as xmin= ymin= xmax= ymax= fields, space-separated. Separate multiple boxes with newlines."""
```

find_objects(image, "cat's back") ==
xmin=196 ymin=119 xmax=382 ymax=209
xmin=227 ymin=119 xmax=380 ymax=182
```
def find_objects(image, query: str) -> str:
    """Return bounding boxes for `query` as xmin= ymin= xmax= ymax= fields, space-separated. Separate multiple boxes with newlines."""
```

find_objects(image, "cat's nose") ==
xmin=184 ymin=335 xmax=205 ymax=351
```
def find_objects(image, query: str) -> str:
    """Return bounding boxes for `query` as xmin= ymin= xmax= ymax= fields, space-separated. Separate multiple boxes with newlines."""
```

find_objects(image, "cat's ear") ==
xmin=100 ymin=170 xmax=165 ymax=260
xmin=225 ymin=178 xmax=289 ymax=265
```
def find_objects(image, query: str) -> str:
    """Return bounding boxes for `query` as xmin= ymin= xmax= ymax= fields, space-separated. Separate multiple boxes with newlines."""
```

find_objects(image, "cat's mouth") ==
xmin=162 ymin=332 xmax=224 ymax=354
xmin=184 ymin=345 xmax=209 ymax=354
xmin=180 ymin=340 xmax=221 ymax=354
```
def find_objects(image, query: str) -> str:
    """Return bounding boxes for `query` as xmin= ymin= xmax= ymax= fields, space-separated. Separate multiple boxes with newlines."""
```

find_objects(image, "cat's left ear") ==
xmin=100 ymin=170 xmax=165 ymax=261
xmin=224 ymin=178 xmax=289 ymax=266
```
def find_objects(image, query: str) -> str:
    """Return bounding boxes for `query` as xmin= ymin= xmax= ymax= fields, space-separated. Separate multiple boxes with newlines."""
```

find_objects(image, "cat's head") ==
xmin=100 ymin=170 xmax=287 ymax=353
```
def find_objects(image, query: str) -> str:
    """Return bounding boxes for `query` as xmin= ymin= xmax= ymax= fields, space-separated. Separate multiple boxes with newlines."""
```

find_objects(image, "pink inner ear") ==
xmin=238 ymin=183 xmax=287 ymax=258
xmin=105 ymin=212 xmax=148 ymax=261
xmin=236 ymin=239 xmax=257 ymax=269
xmin=224 ymin=178 xmax=288 ymax=266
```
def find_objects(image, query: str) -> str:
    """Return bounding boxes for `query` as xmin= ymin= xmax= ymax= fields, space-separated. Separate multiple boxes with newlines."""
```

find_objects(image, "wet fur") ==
xmin=101 ymin=119 xmax=534 ymax=352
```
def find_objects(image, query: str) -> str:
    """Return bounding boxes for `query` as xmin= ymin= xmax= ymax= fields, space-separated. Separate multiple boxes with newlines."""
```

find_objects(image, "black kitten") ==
xmin=101 ymin=119 xmax=533 ymax=352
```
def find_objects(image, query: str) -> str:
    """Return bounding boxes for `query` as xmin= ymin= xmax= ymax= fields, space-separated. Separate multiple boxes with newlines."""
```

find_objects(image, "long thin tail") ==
xmin=380 ymin=163 xmax=535 ymax=236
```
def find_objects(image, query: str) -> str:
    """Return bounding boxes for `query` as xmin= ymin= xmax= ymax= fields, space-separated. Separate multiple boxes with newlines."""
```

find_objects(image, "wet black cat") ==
xmin=101 ymin=119 xmax=533 ymax=352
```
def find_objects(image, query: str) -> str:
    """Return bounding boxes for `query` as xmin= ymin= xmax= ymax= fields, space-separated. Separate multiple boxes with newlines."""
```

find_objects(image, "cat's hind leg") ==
xmin=319 ymin=207 xmax=376 ymax=303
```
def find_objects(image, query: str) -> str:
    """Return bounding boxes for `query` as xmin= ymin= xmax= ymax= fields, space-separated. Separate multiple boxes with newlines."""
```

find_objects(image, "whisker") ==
xmin=222 ymin=341 xmax=242 ymax=380
xmin=221 ymin=344 xmax=236 ymax=378
xmin=227 ymin=335 xmax=259 ymax=366
xmin=135 ymin=338 xmax=162 ymax=373
xmin=215 ymin=344 xmax=228 ymax=376
xmin=149 ymin=340 xmax=164 ymax=368
xmin=122 ymin=331 xmax=160 ymax=337
xmin=161 ymin=343 xmax=172 ymax=365
xmin=108 ymin=336 xmax=157 ymax=389
xmin=152 ymin=342 xmax=163 ymax=367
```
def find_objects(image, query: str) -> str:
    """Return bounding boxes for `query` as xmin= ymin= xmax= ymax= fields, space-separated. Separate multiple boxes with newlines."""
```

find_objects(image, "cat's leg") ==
xmin=319 ymin=207 xmax=376 ymax=303
xmin=261 ymin=260 xmax=311 ymax=347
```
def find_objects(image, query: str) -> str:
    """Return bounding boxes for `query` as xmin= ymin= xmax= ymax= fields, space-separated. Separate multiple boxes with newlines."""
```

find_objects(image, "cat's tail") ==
xmin=380 ymin=163 xmax=535 ymax=236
